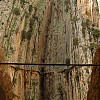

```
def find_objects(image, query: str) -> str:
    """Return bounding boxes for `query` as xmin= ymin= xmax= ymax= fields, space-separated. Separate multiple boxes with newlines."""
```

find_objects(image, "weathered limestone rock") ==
xmin=0 ymin=0 xmax=100 ymax=100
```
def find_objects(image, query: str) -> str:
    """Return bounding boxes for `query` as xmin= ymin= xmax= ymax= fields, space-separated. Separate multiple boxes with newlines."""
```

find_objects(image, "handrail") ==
xmin=0 ymin=63 xmax=99 ymax=66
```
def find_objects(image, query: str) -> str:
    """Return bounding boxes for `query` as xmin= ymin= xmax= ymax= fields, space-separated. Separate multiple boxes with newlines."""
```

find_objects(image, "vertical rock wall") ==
xmin=0 ymin=47 xmax=13 ymax=100
xmin=87 ymin=45 xmax=100 ymax=100
xmin=0 ymin=0 xmax=100 ymax=100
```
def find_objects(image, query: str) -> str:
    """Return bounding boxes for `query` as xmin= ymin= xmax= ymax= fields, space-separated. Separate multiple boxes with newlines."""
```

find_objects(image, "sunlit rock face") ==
xmin=0 ymin=0 xmax=100 ymax=100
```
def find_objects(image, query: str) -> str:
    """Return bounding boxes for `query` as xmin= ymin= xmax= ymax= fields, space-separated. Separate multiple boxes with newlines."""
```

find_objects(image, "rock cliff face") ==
xmin=0 ymin=0 xmax=100 ymax=100
xmin=87 ymin=45 xmax=100 ymax=100
xmin=0 ymin=47 xmax=13 ymax=100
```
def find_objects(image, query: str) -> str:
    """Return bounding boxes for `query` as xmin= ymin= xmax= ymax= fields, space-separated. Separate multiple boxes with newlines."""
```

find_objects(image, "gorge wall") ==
xmin=0 ymin=0 xmax=100 ymax=100
xmin=87 ymin=45 xmax=100 ymax=100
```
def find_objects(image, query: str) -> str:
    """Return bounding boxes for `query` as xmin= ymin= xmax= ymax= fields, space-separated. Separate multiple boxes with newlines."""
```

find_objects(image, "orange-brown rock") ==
xmin=0 ymin=47 xmax=13 ymax=100
xmin=87 ymin=45 xmax=100 ymax=100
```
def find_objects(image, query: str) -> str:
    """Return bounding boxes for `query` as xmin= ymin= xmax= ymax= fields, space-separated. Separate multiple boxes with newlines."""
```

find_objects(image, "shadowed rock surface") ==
xmin=87 ymin=46 xmax=100 ymax=100
xmin=0 ymin=47 xmax=13 ymax=100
